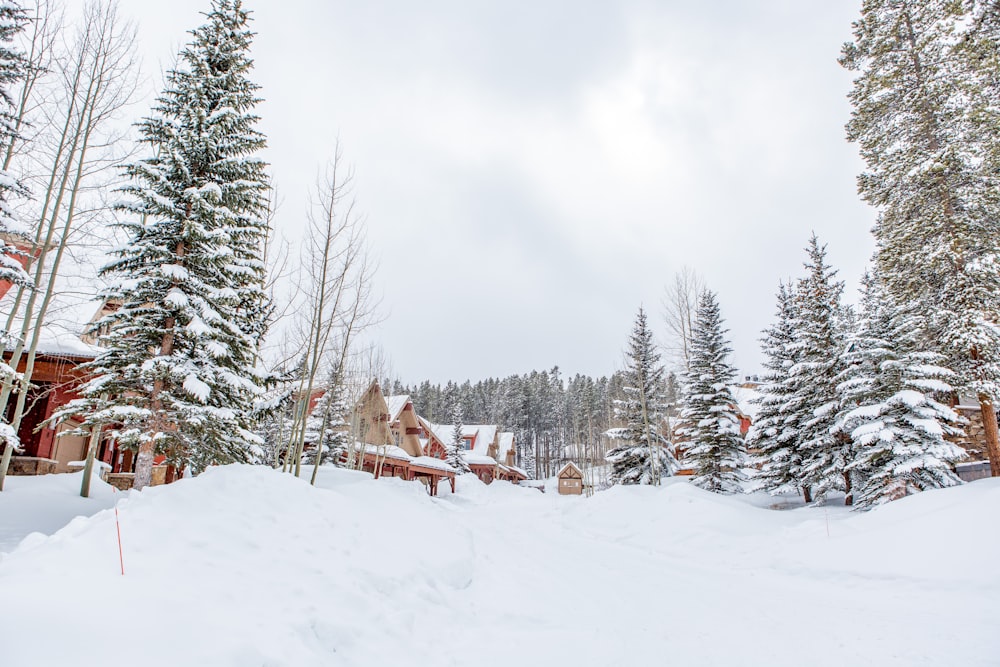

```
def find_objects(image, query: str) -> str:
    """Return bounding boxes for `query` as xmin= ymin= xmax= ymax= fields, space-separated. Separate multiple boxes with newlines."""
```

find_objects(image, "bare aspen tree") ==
xmin=284 ymin=146 xmax=376 ymax=478
xmin=661 ymin=267 xmax=705 ymax=372
xmin=0 ymin=2 xmax=138 ymax=490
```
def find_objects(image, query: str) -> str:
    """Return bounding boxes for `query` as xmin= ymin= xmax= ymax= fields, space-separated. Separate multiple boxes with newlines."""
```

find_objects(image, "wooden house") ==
xmin=496 ymin=432 xmax=528 ymax=482
xmin=0 ymin=232 xmax=46 ymax=301
xmin=557 ymin=462 xmax=584 ymax=495
xmin=3 ymin=326 xmax=100 ymax=474
xmin=349 ymin=380 xmax=456 ymax=495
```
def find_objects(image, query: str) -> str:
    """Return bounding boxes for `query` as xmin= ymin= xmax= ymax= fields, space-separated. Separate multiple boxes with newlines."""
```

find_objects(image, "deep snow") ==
xmin=0 ymin=466 xmax=997 ymax=666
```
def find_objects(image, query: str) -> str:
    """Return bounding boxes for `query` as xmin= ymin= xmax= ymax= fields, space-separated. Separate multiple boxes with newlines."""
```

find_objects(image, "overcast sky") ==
xmin=115 ymin=0 xmax=875 ymax=384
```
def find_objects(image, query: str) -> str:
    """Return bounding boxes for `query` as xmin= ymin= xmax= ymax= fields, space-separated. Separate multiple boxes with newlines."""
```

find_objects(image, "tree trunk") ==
xmin=978 ymin=394 xmax=1000 ymax=477
xmin=0 ymin=438 xmax=15 ymax=492
xmin=80 ymin=402 xmax=106 ymax=498
xmin=138 ymin=239 xmax=185 ymax=491
xmin=133 ymin=441 xmax=155 ymax=490
xmin=843 ymin=472 xmax=853 ymax=506
xmin=802 ymin=486 xmax=812 ymax=504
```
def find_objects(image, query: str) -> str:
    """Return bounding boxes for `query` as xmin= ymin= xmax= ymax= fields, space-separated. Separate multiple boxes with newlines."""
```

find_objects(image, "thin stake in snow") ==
xmin=115 ymin=506 xmax=124 ymax=575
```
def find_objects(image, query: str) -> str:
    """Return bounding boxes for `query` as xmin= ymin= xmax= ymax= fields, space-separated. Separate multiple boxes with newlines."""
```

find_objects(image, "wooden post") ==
xmin=979 ymin=395 xmax=1000 ymax=477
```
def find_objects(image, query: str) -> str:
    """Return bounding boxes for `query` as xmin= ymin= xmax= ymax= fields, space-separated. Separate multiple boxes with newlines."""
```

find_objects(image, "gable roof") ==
xmin=498 ymin=432 xmax=515 ymax=459
xmin=463 ymin=424 xmax=498 ymax=455
xmin=730 ymin=385 xmax=762 ymax=420
xmin=558 ymin=462 xmax=583 ymax=479
xmin=384 ymin=394 xmax=410 ymax=422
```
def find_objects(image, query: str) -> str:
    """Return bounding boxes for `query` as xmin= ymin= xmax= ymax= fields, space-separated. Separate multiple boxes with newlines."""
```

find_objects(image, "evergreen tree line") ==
xmin=601 ymin=0 xmax=1000 ymax=507
xmin=606 ymin=236 xmax=970 ymax=510
xmin=749 ymin=237 xmax=966 ymax=509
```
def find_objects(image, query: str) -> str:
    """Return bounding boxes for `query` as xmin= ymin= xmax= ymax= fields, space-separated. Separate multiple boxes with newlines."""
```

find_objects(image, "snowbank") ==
xmin=0 ymin=471 xmax=118 ymax=554
xmin=0 ymin=466 xmax=996 ymax=666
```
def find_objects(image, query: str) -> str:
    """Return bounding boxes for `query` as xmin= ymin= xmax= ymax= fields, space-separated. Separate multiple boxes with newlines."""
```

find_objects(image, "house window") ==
xmin=462 ymin=437 xmax=473 ymax=450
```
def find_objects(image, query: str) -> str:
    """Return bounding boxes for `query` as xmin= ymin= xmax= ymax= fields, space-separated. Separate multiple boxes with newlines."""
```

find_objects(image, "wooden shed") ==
xmin=557 ymin=462 xmax=584 ymax=495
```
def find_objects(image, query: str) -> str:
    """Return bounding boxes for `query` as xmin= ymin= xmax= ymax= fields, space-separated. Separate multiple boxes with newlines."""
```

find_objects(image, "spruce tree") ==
xmin=606 ymin=307 xmax=677 ymax=485
xmin=0 ymin=0 xmax=29 ymax=289
xmin=842 ymin=0 xmax=1000 ymax=476
xmin=446 ymin=400 xmax=470 ymax=473
xmin=748 ymin=282 xmax=805 ymax=496
xmin=302 ymin=369 xmax=349 ymax=469
xmin=0 ymin=1 xmax=28 ymax=466
xmin=675 ymin=290 xmax=746 ymax=494
xmin=834 ymin=273 xmax=966 ymax=509
xmin=61 ymin=0 xmax=271 ymax=488
xmin=787 ymin=236 xmax=848 ymax=503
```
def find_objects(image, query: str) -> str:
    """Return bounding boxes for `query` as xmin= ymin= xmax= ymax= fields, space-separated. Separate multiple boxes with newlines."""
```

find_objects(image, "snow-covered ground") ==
xmin=1 ymin=466 xmax=997 ymax=666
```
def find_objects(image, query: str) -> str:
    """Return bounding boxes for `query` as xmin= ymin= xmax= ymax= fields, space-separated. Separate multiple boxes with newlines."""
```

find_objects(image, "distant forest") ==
xmin=386 ymin=369 xmax=681 ymax=479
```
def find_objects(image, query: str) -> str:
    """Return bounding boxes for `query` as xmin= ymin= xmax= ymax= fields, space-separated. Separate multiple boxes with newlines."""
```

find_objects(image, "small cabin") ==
xmin=557 ymin=462 xmax=584 ymax=495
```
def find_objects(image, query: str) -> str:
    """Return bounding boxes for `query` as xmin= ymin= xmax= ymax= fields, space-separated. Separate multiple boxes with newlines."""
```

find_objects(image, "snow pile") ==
xmin=0 ymin=471 xmax=117 ymax=553
xmin=0 ymin=467 xmax=997 ymax=666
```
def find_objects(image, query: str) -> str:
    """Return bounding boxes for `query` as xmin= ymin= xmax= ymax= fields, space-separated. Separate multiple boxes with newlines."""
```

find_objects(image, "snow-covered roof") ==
xmin=730 ymin=386 xmax=762 ymax=420
xmin=354 ymin=442 xmax=412 ymax=462
xmin=558 ymin=462 xmax=583 ymax=478
xmin=384 ymin=395 xmax=410 ymax=421
xmin=464 ymin=424 xmax=498 ymax=455
xmin=409 ymin=456 xmax=455 ymax=473
xmin=424 ymin=421 xmax=453 ymax=447
xmin=4 ymin=323 xmax=101 ymax=359
xmin=498 ymin=432 xmax=514 ymax=459
xmin=463 ymin=452 xmax=497 ymax=466
xmin=499 ymin=463 xmax=528 ymax=479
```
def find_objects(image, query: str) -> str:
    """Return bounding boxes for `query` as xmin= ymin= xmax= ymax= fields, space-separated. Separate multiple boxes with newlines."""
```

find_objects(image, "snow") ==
xmin=183 ymin=373 xmax=211 ymax=402
xmin=497 ymin=431 xmax=515 ymax=459
xmin=354 ymin=442 xmax=411 ymax=461
xmin=464 ymin=424 xmax=498 ymax=454
xmin=2 ymin=323 xmax=101 ymax=358
xmin=384 ymin=394 xmax=410 ymax=421
xmin=410 ymin=455 xmax=455 ymax=472
xmin=462 ymin=452 xmax=497 ymax=466
xmin=730 ymin=385 xmax=761 ymax=419
xmin=0 ymin=466 xmax=997 ymax=666
xmin=0 ymin=471 xmax=118 ymax=553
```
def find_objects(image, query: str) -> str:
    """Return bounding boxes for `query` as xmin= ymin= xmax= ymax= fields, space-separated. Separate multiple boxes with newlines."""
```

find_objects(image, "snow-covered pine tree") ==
xmin=787 ymin=236 xmax=848 ymax=503
xmin=833 ymin=273 xmax=966 ymax=509
xmin=446 ymin=400 xmax=470 ymax=473
xmin=842 ymin=0 xmax=1000 ymax=477
xmin=59 ymin=0 xmax=271 ymax=489
xmin=0 ymin=1 xmax=30 ymax=477
xmin=302 ymin=368 xmax=350 ymax=472
xmin=606 ymin=307 xmax=677 ymax=486
xmin=0 ymin=0 xmax=29 ymax=290
xmin=748 ymin=282 xmax=805 ymax=496
xmin=675 ymin=290 xmax=746 ymax=494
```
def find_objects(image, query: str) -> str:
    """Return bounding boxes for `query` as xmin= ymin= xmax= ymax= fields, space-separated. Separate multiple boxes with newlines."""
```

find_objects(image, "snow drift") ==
xmin=0 ymin=466 xmax=997 ymax=666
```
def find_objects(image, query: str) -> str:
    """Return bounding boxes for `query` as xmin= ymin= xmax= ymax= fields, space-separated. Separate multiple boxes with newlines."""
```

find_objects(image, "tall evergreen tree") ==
xmin=842 ymin=0 xmax=1000 ymax=476
xmin=606 ymin=307 xmax=677 ymax=485
xmin=834 ymin=273 xmax=966 ymax=509
xmin=787 ymin=236 xmax=848 ymax=503
xmin=748 ymin=282 xmax=805 ymax=496
xmin=59 ymin=0 xmax=271 ymax=489
xmin=0 ymin=0 xmax=29 ymax=289
xmin=0 ymin=1 xmax=29 ymax=465
xmin=676 ymin=290 xmax=746 ymax=494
